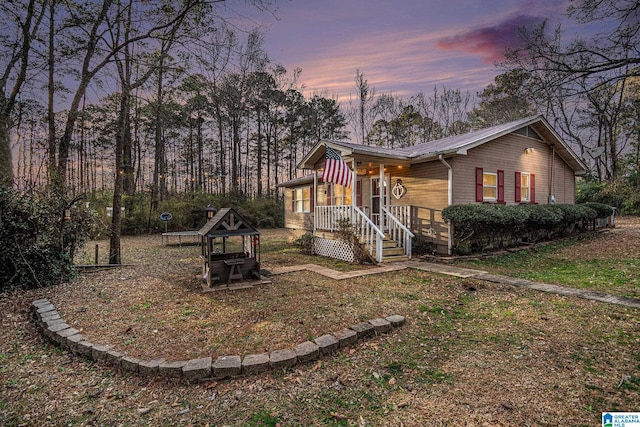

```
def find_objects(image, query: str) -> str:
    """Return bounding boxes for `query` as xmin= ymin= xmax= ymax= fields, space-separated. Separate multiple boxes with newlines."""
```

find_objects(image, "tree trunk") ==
xmin=0 ymin=112 xmax=13 ymax=186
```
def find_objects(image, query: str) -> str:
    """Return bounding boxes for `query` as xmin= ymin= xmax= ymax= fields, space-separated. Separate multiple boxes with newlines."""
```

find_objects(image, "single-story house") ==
xmin=278 ymin=115 xmax=588 ymax=262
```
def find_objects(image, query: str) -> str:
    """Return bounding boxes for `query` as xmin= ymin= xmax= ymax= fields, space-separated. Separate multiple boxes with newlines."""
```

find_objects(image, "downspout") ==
xmin=438 ymin=155 xmax=453 ymax=255
xmin=548 ymin=145 xmax=555 ymax=204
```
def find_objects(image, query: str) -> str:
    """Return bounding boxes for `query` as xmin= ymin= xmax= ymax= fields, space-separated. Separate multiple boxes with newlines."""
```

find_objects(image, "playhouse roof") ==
xmin=198 ymin=207 xmax=259 ymax=238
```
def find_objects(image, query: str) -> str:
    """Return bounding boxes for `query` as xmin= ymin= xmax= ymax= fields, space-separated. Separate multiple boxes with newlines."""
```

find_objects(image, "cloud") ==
xmin=435 ymin=14 xmax=546 ymax=64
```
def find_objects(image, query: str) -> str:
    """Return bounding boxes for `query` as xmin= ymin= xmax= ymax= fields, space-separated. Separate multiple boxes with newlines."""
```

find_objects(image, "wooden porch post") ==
xmin=313 ymin=170 xmax=318 ymax=235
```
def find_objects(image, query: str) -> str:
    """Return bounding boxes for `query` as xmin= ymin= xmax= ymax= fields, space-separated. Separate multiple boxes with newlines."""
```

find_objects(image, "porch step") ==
xmin=382 ymin=246 xmax=405 ymax=257
xmin=380 ymin=254 xmax=409 ymax=263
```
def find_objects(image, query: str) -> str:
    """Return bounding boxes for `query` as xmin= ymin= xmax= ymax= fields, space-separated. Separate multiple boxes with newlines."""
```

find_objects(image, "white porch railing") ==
xmin=315 ymin=205 xmax=385 ymax=262
xmin=382 ymin=206 xmax=415 ymax=259
xmin=315 ymin=205 xmax=413 ymax=262
xmin=386 ymin=205 xmax=411 ymax=229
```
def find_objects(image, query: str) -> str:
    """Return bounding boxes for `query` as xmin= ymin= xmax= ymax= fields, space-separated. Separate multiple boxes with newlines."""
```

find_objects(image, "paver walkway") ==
xmin=269 ymin=261 xmax=640 ymax=309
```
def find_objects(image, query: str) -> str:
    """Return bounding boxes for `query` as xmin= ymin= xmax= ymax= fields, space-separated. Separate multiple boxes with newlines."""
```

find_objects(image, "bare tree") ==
xmin=0 ymin=0 xmax=46 ymax=186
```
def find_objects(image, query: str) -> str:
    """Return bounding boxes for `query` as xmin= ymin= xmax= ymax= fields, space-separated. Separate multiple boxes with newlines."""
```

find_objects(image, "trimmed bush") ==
xmin=442 ymin=203 xmax=599 ymax=255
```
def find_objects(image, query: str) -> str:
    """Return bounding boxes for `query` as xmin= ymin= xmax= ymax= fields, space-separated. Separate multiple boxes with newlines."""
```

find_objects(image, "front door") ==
xmin=371 ymin=175 xmax=390 ymax=228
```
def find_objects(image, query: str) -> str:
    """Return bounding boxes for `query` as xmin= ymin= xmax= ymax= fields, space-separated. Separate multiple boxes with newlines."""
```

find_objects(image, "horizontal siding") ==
xmin=283 ymin=188 xmax=313 ymax=231
xmin=450 ymin=133 xmax=577 ymax=205
xmin=389 ymin=162 xmax=450 ymax=252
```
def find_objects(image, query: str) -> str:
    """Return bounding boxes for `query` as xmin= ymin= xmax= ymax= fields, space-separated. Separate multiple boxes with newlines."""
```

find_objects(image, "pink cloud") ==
xmin=436 ymin=14 xmax=545 ymax=63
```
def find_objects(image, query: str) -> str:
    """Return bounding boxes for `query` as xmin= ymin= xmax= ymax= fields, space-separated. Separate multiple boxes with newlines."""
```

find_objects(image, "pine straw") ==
xmin=1 ymin=222 xmax=639 ymax=426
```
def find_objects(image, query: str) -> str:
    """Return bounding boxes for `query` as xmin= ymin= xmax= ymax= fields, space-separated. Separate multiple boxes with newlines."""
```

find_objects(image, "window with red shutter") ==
xmin=515 ymin=171 xmax=521 ymax=203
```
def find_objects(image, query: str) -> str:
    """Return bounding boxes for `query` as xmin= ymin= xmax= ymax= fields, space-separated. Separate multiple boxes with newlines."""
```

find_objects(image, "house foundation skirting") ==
xmin=313 ymin=237 xmax=355 ymax=263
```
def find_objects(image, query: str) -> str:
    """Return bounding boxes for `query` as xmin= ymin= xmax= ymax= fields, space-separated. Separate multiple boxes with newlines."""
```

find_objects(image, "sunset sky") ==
xmin=241 ymin=0 xmax=593 ymax=101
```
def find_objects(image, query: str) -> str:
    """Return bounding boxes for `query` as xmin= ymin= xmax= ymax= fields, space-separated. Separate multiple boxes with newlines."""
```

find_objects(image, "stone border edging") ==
xmin=30 ymin=299 xmax=405 ymax=382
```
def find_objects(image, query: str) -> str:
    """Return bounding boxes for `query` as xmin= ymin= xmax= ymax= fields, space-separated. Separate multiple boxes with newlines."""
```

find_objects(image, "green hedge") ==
xmin=0 ymin=187 xmax=92 ymax=291
xmin=442 ymin=203 xmax=602 ymax=254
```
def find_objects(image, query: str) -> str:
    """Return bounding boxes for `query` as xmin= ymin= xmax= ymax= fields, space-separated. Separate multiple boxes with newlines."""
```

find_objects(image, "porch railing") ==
xmin=386 ymin=205 xmax=411 ymax=229
xmin=315 ymin=205 xmax=385 ymax=262
xmin=382 ymin=206 xmax=415 ymax=259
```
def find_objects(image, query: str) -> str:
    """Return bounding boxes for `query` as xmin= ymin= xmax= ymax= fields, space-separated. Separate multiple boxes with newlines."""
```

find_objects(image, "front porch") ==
xmin=313 ymin=204 xmax=413 ymax=263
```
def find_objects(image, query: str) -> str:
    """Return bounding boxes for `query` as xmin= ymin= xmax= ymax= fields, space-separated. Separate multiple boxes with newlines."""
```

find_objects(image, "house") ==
xmin=278 ymin=115 xmax=588 ymax=261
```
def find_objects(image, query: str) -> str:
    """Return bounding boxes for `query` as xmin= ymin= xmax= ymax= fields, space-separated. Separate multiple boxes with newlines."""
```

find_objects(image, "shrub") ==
xmin=412 ymin=234 xmax=435 ymax=256
xmin=581 ymin=202 xmax=613 ymax=218
xmin=442 ymin=203 xmax=598 ymax=254
xmin=293 ymin=232 xmax=314 ymax=254
xmin=0 ymin=187 xmax=91 ymax=291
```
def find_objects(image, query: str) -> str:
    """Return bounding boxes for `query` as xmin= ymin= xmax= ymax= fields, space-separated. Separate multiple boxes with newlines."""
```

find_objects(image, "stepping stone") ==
xmin=314 ymin=334 xmax=339 ymax=355
xmin=182 ymin=357 xmax=212 ymax=382
xmin=334 ymin=328 xmax=357 ymax=348
xmin=294 ymin=341 xmax=319 ymax=363
xmin=270 ymin=349 xmax=297 ymax=369
xmin=212 ymin=355 xmax=242 ymax=378
xmin=386 ymin=315 xmax=406 ymax=327
xmin=139 ymin=359 xmax=165 ymax=377
xmin=368 ymin=318 xmax=391 ymax=334
xmin=350 ymin=322 xmax=375 ymax=339
xmin=242 ymin=353 xmax=270 ymax=374
xmin=159 ymin=360 xmax=188 ymax=378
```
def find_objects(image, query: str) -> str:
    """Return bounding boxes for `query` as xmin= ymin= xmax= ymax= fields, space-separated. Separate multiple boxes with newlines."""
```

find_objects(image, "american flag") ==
xmin=322 ymin=146 xmax=352 ymax=187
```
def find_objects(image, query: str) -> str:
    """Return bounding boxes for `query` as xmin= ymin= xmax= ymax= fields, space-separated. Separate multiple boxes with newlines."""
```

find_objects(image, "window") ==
xmin=292 ymin=186 xmax=311 ymax=213
xmin=330 ymin=183 xmax=352 ymax=206
xmin=520 ymin=173 xmax=530 ymax=202
xmin=483 ymin=172 xmax=497 ymax=201
xmin=515 ymin=172 xmax=535 ymax=203
xmin=476 ymin=167 xmax=504 ymax=203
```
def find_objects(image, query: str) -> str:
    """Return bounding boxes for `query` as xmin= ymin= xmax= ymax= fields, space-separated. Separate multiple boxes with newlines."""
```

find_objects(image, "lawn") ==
xmin=0 ymin=222 xmax=638 ymax=426
xmin=455 ymin=217 xmax=640 ymax=299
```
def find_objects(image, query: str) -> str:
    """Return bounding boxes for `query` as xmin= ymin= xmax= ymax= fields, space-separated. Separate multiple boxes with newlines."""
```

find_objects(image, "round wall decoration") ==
xmin=392 ymin=179 xmax=406 ymax=199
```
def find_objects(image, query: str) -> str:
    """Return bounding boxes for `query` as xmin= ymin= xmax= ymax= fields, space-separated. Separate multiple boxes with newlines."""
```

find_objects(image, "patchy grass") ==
xmin=456 ymin=218 xmax=640 ymax=299
xmin=0 ymin=224 xmax=639 ymax=426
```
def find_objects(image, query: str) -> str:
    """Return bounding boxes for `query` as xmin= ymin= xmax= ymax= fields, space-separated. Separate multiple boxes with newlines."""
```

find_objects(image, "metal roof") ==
xmin=297 ymin=115 xmax=588 ymax=174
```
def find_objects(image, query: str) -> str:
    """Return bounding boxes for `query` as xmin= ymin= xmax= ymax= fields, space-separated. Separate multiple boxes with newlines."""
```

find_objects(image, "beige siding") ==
xmin=449 ymin=133 xmax=577 ymax=205
xmin=282 ymin=187 xmax=313 ymax=231
xmin=387 ymin=162 xmax=450 ymax=253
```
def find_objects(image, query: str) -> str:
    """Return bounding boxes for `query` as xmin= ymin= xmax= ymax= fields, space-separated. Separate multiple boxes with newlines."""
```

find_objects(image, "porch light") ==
xmin=524 ymin=147 xmax=535 ymax=154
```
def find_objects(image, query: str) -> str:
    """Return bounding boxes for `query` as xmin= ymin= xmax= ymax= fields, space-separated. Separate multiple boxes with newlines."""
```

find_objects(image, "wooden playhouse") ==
xmin=198 ymin=207 xmax=267 ymax=289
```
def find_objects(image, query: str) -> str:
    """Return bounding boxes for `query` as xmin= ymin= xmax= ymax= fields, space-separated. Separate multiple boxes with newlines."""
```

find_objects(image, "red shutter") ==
xmin=515 ymin=171 xmax=521 ymax=203
xmin=530 ymin=174 xmax=535 ymax=203
xmin=475 ymin=167 xmax=484 ymax=202
xmin=497 ymin=170 xmax=504 ymax=203
xmin=326 ymin=183 xmax=332 ymax=206
xmin=356 ymin=179 xmax=362 ymax=206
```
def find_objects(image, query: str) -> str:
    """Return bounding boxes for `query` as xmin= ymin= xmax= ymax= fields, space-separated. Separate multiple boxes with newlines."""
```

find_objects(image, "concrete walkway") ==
xmin=269 ymin=261 xmax=640 ymax=309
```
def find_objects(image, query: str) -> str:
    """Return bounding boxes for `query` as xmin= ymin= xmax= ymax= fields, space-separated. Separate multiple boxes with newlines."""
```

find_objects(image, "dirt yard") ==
xmin=1 ymin=220 xmax=638 ymax=426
